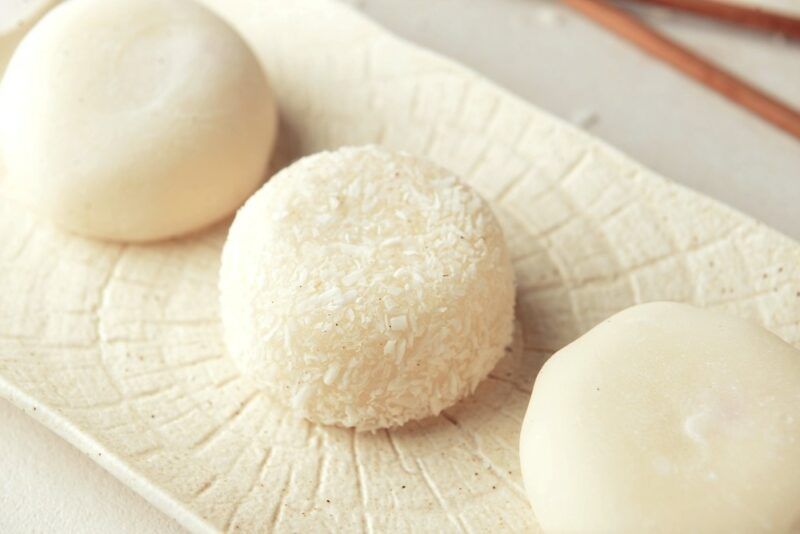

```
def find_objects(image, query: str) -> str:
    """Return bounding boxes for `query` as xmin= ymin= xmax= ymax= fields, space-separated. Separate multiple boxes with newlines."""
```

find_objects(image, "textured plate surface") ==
xmin=1 ymin=0 xmax=800 ymax=532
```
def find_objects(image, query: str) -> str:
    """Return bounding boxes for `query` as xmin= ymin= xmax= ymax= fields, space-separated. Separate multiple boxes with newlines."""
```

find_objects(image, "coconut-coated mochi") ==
xmin=521 ymin=302 xmax=800 ymax=533
xmin=0 ymin=0 xmax=277 ymax=242
xmin=220 ymin=145 xmax=515 ymax=430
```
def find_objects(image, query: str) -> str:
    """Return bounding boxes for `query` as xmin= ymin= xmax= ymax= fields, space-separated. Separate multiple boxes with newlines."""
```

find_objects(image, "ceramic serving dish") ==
xmin=1 ymin=0 xmax=798 ymax=531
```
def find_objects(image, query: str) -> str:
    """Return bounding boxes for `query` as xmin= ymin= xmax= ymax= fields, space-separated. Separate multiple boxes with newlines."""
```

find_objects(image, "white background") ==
xmin=2 ymin=0 xmax=799 ymax=532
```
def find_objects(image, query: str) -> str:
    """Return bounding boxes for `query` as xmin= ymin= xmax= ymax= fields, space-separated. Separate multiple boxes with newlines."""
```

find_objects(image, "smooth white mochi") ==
xmin=0 ymin=0 xmax=277 ymax=241
xmin=220 ymin=146 xmax=515 ymax=430
xmin=521 ymin=302 xmax=800 ymax=533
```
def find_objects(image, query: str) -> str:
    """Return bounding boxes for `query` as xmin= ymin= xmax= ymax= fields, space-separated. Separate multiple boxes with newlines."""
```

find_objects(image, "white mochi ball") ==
xmin=521 ymin=302 xmax=800 ymax=533
xmin=0 ymin=0 xmax=277 ymax=241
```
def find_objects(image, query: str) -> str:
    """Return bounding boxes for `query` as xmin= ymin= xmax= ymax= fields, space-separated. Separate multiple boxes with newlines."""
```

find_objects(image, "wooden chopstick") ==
xmin=623 ymin=0 xmax=800 ymax=39
xmin=562 ymin=0 xmax=800 ymax=141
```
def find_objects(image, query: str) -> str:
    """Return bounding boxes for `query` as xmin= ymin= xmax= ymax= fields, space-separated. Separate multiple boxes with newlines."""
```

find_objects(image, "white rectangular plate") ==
xmin=1 ymin=0 xmax=799 ymax=532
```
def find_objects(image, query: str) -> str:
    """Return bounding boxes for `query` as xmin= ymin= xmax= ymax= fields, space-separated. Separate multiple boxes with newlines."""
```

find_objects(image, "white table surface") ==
xmin=2 ymin=0 xmax=799 ymax=532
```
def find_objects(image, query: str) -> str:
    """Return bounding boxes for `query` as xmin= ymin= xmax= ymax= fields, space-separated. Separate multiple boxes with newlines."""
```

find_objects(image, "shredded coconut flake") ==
xmin=389 ymin=315 xmax=408 ymax=331
xmin=323 ymin=364 xmax=340 ymax=385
